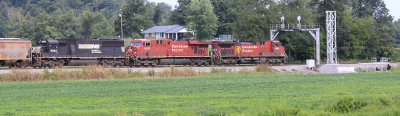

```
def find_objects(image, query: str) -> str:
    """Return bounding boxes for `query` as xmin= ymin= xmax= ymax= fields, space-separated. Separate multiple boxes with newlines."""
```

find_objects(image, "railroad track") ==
xmin=0 ymin=64 xmax=314 ymax=74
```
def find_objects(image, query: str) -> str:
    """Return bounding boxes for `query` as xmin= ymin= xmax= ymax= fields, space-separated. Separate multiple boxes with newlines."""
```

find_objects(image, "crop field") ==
xmin=1 ymin=72 xmax=400 ymax=115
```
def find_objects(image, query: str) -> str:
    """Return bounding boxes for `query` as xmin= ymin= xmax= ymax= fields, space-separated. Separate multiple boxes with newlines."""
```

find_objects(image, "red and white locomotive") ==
xmin=125 ymin=39 xmax=286 ymax=66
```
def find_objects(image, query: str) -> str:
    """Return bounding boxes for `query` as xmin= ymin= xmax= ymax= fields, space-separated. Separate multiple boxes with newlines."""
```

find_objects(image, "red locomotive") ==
xmin=125 ymin=39 xmax=286 ymax=66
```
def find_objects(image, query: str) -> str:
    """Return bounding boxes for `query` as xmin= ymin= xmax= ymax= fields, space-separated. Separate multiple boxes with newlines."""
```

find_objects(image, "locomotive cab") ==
xmin=272 ymin=41 xmax=280 ymax=52
xmin=271 ymin=41 xmax=285 ymax=53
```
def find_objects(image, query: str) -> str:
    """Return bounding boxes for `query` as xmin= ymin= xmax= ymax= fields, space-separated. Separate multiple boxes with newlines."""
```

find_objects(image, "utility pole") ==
xmin=119 ymin=9 xmax=123 ymax=39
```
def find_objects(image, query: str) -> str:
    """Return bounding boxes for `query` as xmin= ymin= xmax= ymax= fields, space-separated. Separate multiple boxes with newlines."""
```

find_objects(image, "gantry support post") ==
xmin=326 ymin=11 xmax=338 ymax=64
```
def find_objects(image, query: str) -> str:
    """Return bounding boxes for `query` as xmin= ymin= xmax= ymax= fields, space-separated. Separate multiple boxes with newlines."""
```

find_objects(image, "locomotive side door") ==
xmin=260 ymin=41 xmax=264 ymax=56
xmin=208 ymin=44 xmax=212 ymax=56
xmin=70 ymin=44 xmax=76 ymax=55
xmin=144 ymin=42 xmax=151 ymax=57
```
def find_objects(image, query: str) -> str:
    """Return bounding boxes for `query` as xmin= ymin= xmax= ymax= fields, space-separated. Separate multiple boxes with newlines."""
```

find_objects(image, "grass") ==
xmin=1 ymin=72 xmax=400 ymax=115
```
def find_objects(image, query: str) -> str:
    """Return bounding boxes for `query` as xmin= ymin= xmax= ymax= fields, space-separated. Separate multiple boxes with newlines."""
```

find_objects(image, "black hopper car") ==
xmin=31 ymin=39 xmax=127 ymax=68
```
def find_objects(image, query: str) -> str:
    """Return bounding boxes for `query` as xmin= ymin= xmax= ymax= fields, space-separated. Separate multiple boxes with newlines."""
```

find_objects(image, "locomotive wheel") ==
xmin=196 ymin=62 xmax=202 ymax=67
xmin=101 ymin=60 xmax=108 ymax=66
xmin=203 ymin=62 xmax=208 ymax=66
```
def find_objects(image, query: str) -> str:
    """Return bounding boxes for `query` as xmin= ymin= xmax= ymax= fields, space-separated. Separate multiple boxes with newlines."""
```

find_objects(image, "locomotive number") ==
xmin=50 ymin=49 xmax=57 ymax=53
xmin=91 ymin=50 xmax=102 ymax=53
xmin=172 ymin=49 xmax=184 ymax=52
xmin=242 ymin=50 xmax=254 ymax=52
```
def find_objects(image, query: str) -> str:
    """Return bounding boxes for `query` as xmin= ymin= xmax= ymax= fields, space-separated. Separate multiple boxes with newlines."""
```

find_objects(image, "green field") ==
xmin=1 ymin=72 xmax=400 ymax=115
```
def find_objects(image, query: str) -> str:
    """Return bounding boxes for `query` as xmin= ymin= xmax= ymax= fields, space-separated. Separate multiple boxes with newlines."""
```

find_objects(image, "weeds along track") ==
xmin=0 ymin=64 xmax=280 ymax=82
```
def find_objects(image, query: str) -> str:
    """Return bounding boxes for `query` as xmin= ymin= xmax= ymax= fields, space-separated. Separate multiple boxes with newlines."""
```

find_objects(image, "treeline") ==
xmin=0 ymin=0 xmax=400 ymax=62
xmin=0 ymin=0 xmax=171 ymax=40
xmin=170 ymin=0 xmax=400 ymax=62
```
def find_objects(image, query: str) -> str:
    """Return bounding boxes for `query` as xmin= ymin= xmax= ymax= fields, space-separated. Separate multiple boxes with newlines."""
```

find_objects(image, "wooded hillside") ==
xmin=0 ymin=0 xmax=399 ymax=62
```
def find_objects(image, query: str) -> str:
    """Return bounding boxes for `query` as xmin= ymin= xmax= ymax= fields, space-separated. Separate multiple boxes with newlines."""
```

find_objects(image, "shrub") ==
xmin=0 ymin=69 xmax=42 ymax=82
xmin=238 ymin=68 xmax=249 ymax=75
xmin=375 ymin=93 xmax=392 ymax=106
xmin=326 ymin=97 xmax=368 ymax=113
xmin=159 ymin=66 xmax=198 ymax=77
xmin=211 ymin=68 xmax=228 ymax=74
xmin=274 ymin=106 xmax=301 ymax=116
xmin=256 ymin=64 xmax=273 ymax=72
xmin=390 ymin=63 xmax=400 ymax=72
xmin=147 ymin=69 xmax=156 ymax=77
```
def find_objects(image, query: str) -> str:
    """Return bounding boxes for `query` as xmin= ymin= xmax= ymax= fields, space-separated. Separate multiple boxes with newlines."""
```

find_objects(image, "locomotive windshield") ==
xmin=131 ymin=42 xmax=142 ymax=46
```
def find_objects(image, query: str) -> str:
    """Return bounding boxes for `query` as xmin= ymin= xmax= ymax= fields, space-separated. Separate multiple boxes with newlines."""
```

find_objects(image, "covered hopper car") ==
xmin=0 ymin=38 xmax=31 ymax=68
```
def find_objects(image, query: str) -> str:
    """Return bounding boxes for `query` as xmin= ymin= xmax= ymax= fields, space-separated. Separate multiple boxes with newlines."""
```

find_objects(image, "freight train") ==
xmin=0 ymin=38 xmax=286 ymax=68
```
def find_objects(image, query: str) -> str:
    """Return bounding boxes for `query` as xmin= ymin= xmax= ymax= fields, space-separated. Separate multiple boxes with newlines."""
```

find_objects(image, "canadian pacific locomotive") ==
xmin=0 ymin=38 xmax=286 ymax=68
xmin=125 ymin=39 xmax=286 ymax=66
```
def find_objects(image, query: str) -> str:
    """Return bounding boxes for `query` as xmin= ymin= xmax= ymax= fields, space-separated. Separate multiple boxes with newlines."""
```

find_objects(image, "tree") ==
xmin=185 ymin=0 xmax=218 ymax=40
xmin=343 ymin=10 xmax=375 ymax=59
xmin=168 ymin=0 xmax=191 ymax=25
xmin=227 ymin=0 xmax=276 ymax=41
xmin=115 ymin=0 xmax=155 ymax=38
xmin=81 ymin=11 xmax=113 ymax=39
xmin=153 ymin=2 xmax=172 ymax=25
xmin=54 ymin=10 xmax=79 ymax=39
xmin=394 ymin=19 xmax=400 ymax=44
xmin=0 ymin=1 xmax=8 ymax=37
xmin=210 ymin=0 xmax=238 ymax=35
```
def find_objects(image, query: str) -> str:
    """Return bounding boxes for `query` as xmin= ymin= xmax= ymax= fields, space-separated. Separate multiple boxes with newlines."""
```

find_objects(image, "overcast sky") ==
xmin=147 ymin=0 xmax=399 ymax=20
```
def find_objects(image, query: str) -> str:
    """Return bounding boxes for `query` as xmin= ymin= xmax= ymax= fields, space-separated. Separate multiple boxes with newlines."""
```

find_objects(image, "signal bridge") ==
xmin=269 ymin=16 xmax=321 ymax=65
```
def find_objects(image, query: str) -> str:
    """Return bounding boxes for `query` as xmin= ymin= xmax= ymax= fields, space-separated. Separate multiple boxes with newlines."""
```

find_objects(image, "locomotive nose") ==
xmin=126 ymin=46 xmax=138 ymax=57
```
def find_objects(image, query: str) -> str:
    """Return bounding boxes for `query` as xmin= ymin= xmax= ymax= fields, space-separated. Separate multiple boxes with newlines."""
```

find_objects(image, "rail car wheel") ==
xmin=14 ymin=62 xmax=21 ymax=68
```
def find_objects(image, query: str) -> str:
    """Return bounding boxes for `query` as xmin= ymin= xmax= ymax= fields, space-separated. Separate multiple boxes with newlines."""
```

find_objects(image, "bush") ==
xmin=211 ymin=68 xmax=228 ymax=74
xmin=375 ymin=93 xmax=392 ymax=106
xmin=0 ymin=69 xmax=42 ymax=82
xmin=326 ymin=97 xmax=368 ymax=113
xmin=147 ymin=69 xmax=155 ymax=77
xmin=256 ymin=64 xmax=273 ymax=72
xmin=159 ymin=66 xmax=198 ymax=77
xmin=273 ymin=106 xmax=301 ymax=116
xmin=238 ymin=68 xmax=249 ymax=75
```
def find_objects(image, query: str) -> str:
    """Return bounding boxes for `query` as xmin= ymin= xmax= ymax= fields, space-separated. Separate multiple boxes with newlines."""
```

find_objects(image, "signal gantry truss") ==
xmin=270 ymin=16 xmax=321 ymax=65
